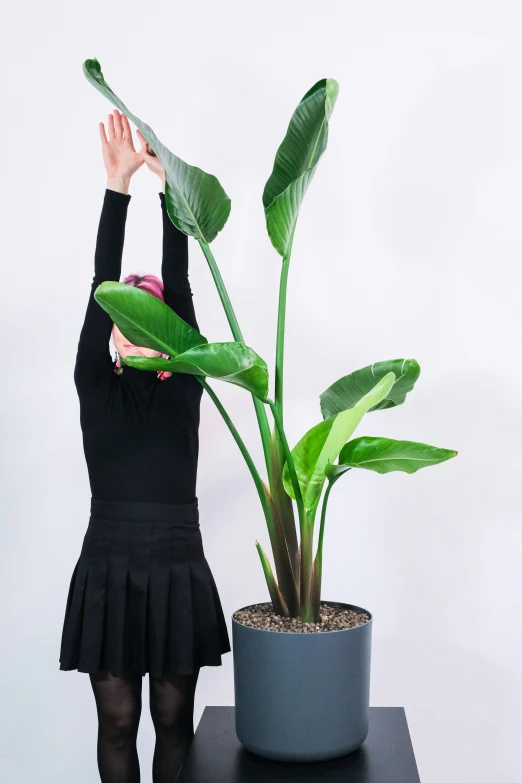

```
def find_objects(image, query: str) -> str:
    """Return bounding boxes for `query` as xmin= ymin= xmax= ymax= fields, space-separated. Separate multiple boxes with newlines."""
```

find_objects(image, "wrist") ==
xmin=107 ymin=176 xmax=131 ymax=195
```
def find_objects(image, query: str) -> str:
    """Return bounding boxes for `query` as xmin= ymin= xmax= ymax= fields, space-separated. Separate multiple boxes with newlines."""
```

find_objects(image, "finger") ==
xmin=136 ymin=129 xmax=157 ymax=157
xmin=108 ymin=113 xmax=116 ymax=141
xmin=138 ymin=149 xmax=153 ymax=165
xmin=136 ymin=129 xmax=148 ymax=152
xmin=113 ymin=109 xmax=123 ymax=141
xmin=99 ymin=121 xmax=108 ymax=146
xmin=121 ymin=114 xmax=136 ymax=150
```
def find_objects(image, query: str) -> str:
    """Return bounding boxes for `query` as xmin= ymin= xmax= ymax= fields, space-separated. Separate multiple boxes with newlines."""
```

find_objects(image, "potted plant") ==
xmin=84 ymin=58 xmax=457 ymax=762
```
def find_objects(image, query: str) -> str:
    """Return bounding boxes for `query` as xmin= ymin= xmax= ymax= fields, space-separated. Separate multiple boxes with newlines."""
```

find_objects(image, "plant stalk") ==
xmin=269 ymin=427 xmax=299 ymax=591
xmin=274 ymin=225 xmax=296 ymax=428
xmin=198 ymin=240 xmax=272 ymax=476
xmin=256 ymin=541 xmax=289 ymax=616
xmin=266 ymin=398 xmax=313 ymax=620
xmin=197 ymin=377 xmax=295 ymax=612
xmin=310 ymin=479 xmax=332 ymax=621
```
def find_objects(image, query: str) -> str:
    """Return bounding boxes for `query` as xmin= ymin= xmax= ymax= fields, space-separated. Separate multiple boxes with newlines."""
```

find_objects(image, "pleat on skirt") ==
xmin=59 ymin=497 xmax=231 ymax=677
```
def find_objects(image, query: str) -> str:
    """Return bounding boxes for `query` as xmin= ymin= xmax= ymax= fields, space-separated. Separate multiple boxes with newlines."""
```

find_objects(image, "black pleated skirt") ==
xmin=59 ymin=497 xmax=231 ymax=678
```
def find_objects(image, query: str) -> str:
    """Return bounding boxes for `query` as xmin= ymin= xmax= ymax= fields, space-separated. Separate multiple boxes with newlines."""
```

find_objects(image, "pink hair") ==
xmin=119 ymin=273 xmax=171 ymax=379
xmin=122 ymin=273 xmax=165 ymax=301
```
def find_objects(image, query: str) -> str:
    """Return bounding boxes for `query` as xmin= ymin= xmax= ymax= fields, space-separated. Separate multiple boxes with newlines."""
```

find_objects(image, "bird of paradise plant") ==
xmin=84 ymin=58 xmax=457 ymax=624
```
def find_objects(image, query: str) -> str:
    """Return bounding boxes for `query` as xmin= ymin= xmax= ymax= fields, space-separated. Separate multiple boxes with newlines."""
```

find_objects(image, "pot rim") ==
xmin=231 ymin=599 xmax=373 ymax=634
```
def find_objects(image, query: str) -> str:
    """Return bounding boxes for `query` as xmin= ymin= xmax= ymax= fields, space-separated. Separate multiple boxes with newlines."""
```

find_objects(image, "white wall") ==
xmin=2 ymin=1 xmax=521 ymax=781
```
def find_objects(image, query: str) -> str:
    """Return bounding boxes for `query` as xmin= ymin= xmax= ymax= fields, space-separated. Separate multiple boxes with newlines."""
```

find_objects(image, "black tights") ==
xmin=89 ymin=668 xmax=200 ymax=782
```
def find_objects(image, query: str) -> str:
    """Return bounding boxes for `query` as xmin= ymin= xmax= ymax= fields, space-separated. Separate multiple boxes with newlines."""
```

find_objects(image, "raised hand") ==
xmin=136 ymin=129 xmax=166 ymax=187
xmin=99 ymin=109 xmax=143 ymax=194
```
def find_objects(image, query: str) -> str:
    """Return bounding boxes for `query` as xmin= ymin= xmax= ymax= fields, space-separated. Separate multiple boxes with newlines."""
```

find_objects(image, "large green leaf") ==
xmin=329 ymin=437 xmax=457 ymax=476
xmin=83 ymin=58 xmax=231 ymax=243
xmin=94 ymin=281 xmax=207 ymax=356
xmin=125 ymin=343 xmax=269 ymax=398
xmin=262 ymin=78 xmax=339 ymax=258
xmin=282 ymin=372 xmax=396 ymax=510
xmin=320 ymin=359 xmax=420 ymax=419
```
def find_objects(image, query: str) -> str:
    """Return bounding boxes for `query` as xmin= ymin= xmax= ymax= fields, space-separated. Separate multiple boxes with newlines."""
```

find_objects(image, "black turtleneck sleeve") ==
xmin=74 ymin=188 xmax=132 ymax=392
xmin=159 ymin=191 xmax=199 ymax=332
xmin=73 ymin=188 xmax=202 ymax=504
xmin=74 ymin=189 xmax=199 ymax=396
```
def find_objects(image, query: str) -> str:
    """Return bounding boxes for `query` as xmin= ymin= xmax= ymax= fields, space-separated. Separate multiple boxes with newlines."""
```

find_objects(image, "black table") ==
xmin=178 ymin=706 xmax=421 ymax=782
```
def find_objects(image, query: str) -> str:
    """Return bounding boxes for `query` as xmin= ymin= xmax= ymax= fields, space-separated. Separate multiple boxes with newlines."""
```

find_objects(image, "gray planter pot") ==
xmin=232 ymin=600 xmax=372 ymax=762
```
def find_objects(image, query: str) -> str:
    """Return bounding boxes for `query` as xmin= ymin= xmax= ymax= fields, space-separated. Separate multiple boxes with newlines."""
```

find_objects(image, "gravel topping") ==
xmin=233 ymin=602 xmax=370 ymax=632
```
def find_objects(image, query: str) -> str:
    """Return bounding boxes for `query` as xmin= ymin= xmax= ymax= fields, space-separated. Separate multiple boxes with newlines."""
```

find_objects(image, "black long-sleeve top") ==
xmin=74 ymin=188 xmax=204 ymax=504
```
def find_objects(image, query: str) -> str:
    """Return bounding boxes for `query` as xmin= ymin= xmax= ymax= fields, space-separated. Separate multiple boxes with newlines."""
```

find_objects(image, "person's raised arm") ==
xmin=74 ymin=110 xmax=143 ymax=392
xmin=159 ymin=191 xmax=199 ymax=331
xmin=135 ymin=129 xmax=200 ymax=332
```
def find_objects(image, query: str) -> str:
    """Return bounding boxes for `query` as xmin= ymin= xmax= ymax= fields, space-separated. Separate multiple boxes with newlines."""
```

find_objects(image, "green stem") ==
xmin=316 ymin=480 xmax=333 ymax=571
xmin=274 ymin=225 xmax=296 ymax=430
xmin=311 ymin=474 xmax=346 ymax=620
xmin=197 ymin=377 xmax=297 ymax=613
xmin=197 ymin=377 xmax=274 ymax=536
xmin=266 ymin=400 xmax=306 ymax=532
xmin=256 ymin=541 xmax=289 ymax=617
xmin=198 ymin=240 xmax=272 ymax=476
xmin=266 ymin=397 xmax=313 ymax=620
xmin=268 ymin=425 xmax=299 ymax=596
xmin=274 ymin=257 xmax=290 ymax=427
xmin=268 ymin=228 xmax=300 ymax=607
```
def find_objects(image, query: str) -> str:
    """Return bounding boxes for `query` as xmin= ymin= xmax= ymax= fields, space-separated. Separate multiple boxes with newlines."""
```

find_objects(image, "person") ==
xmin=58 ymin=108 xmax=231 ymax=783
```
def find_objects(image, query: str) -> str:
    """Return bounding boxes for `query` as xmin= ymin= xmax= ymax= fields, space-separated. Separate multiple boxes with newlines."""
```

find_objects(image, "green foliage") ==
xmin=263 ymin=79 xmax=339 ymax=259
xmin=83 ymin=58 xmax=230 ymax=243
xmin=94 ymin=282 xmax=268 ymax=397
xmin=84 ymin=61 xmax=457 ymax=621
xmin=328 ymin=437 xmax=457 ymax=478
xmin=281 ymin=373 xmax=396 ymax=511
xmin=95 ymin=281 xmax=205 ymax=355
xmin=320 ymin=359 xmax=420 ymax=418
xmin=125 ymin=345 xmax=268 ymax=398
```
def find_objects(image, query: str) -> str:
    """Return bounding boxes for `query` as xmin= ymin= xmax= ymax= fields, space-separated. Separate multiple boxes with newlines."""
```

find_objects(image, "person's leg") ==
xmin=149 ymin=668 xmax=200 ymax=783
xmin=89 ymin=669 xmax=143 ymax=783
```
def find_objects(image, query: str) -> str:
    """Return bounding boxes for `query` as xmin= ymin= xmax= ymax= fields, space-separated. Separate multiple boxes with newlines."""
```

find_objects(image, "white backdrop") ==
xmin=2 ymin=1 xmax=521 ymax=781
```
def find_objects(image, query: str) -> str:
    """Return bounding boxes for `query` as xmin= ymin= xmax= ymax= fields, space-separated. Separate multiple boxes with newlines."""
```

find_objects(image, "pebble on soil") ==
xmin=233 ymin=602 xmax=370 ymax=633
